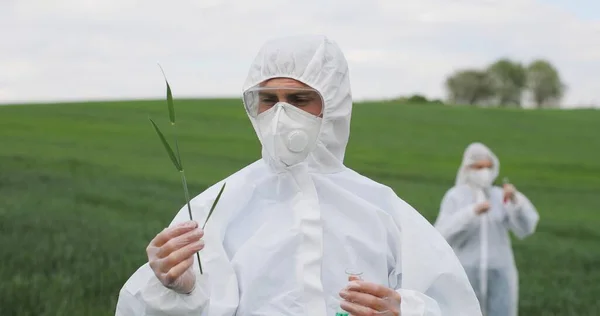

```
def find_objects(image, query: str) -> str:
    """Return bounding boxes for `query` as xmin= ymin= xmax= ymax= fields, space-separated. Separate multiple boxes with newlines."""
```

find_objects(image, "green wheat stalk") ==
xmin=149 ymin=64 xmax=226 ymax=274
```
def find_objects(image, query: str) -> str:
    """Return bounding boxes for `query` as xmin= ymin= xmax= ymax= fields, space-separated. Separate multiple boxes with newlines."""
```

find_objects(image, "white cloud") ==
xmin=1 ymin=0 xmax=599 ymax=107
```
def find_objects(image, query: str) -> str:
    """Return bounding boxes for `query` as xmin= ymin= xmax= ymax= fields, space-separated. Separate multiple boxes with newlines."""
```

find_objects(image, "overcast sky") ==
xmin=2 ymin=0 xmax=599 ymax=107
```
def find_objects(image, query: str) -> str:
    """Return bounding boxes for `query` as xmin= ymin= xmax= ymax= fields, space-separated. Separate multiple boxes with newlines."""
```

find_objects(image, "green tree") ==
xmin=406 ymin=94 xmax=429 ymax=103
xmin=445 ymin=70 xmax=494 ymax=105
xmin=527 ymin=60 xmax=566 ymax=108
xmin=487 ymin=59 xmax=527 ymax=107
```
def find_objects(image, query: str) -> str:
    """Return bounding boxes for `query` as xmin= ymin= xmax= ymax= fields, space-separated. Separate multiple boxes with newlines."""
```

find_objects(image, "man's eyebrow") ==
xmin=258 ymin=92 xmax=277 ymax=98
xmin=287 ymin=91 xmax=315 ymax=97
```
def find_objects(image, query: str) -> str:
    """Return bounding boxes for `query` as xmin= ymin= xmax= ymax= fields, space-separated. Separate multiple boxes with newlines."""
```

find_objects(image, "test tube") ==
xmin=345 ymin=268 xmax=363 ymax=281
xmin=335 ymin=269 xmax=363 ymax=316
xmin=503 ymin=177 xmax=510 ymax=203
xmin=336 ymin=269 xmax=392 ymax=315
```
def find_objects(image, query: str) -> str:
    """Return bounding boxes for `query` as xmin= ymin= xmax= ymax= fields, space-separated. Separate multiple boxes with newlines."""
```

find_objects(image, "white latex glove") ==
xmin=474 ymin=201 xmax=491 ymax=215
xmin=146 ymin=220 xmax=205 ymax=294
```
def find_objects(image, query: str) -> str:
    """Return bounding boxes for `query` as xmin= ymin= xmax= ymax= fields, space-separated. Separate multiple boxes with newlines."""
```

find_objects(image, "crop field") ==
xmin=0 ymin=99 xmax=598 ymax=315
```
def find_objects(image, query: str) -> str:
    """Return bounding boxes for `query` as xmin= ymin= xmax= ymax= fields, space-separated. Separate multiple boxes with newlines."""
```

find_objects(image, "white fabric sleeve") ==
xmin=395 ymin=289 xmax=442 ymax=316
xmin=433 ymin=191 xmax=480 ymax=247
xmin=115 ymin=263 xmax=211 ymax=316
xmin=386 ymin=189 xmax=483 ymax=316
xmin=505 ymin=191 xmax=539 ymax=239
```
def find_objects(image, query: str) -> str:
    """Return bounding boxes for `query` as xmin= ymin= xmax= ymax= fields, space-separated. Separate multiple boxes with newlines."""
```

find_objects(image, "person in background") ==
xmin=115 ymin=35 xmax=483 ymax=316
xmin=434 ymin=142 xmax=539 ymax=316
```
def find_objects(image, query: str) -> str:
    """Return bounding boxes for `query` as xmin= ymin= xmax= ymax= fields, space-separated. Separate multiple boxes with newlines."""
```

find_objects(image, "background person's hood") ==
xmin=242 ymin=34 xmax=352 ymax=173
xmin=455 ymin=142 xmax=501 ymax=186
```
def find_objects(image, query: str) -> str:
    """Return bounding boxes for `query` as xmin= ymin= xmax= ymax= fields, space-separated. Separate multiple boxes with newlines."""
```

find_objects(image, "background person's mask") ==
xmin=256 ymin=102 xmax=322 ymax=167
xmin=468 ymin=168 xmax=494 ymax=188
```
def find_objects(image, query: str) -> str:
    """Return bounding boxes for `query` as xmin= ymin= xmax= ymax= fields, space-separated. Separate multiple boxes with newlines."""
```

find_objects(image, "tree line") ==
xmin=445 ymin=59 xmax=566 ymax=108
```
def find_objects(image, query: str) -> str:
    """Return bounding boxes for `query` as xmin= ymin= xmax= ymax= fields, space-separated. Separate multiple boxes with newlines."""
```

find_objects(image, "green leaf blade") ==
xmin=174 ymin=137 xmax=183 ymax=170
xmin=202 ymin=182 xmax=226 ymax=230
xmin=157 ymin=63 xmax=175 ymax=125
xmin=149 ymin=117 xmax=182 ymax=171
xmin=166 ymin=81 xmax=175 ymax=125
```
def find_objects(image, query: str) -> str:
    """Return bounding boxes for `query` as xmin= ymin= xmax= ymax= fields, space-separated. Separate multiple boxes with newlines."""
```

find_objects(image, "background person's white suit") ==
xmin=434 ymin=143 xmax=539 ymax=316
xmin=115 ymin=35 xmax=482 ymax=316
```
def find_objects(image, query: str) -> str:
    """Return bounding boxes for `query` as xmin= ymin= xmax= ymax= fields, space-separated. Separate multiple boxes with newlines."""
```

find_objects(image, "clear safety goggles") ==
xmin=243 ymin=86 xmax=324 ymax=118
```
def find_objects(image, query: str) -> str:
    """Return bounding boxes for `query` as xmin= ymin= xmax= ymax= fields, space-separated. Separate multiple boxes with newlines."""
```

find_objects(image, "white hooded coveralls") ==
xmin=115 ymin=35 xmax=482 ymax=316
xmin=434 ymin=143 xmax=539 ymax=316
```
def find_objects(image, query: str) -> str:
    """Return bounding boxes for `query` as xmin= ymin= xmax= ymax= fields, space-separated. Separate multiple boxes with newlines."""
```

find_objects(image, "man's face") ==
xmin=257 ymin=78 xmax=323 ymax=117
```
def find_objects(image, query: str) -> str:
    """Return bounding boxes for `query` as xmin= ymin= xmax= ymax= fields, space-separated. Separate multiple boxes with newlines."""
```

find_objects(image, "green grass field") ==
xmin=1 ymin=99 xmax=599 ymax=315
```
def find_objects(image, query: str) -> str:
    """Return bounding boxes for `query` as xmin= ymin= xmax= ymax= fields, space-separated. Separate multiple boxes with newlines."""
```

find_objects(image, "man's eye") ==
xmin=260 ymin=98 xmax=277 ymax=104
xmin=290 ymin=96 xmax=312 ymax=105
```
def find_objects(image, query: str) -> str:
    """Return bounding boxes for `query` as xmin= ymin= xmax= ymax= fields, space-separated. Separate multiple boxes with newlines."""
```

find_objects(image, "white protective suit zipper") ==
xmin=289 ymin=165 xmax=327 ymax=315
xmin=478 ymin=189 xmax=489 ymax=316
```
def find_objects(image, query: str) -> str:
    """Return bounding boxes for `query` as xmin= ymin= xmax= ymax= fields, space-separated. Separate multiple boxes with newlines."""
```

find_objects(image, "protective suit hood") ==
xmin=455 ymin=142 xmax=501 ymax=187
xmin=242 ymin=35 xmax=351 ymax=173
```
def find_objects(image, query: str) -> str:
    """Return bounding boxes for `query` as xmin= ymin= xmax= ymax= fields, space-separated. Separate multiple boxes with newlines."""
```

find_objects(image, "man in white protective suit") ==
xmin=434 ymin=142 xmax=539 ymax=316
xmin=115 ymin=35 xmax=482 ymax=316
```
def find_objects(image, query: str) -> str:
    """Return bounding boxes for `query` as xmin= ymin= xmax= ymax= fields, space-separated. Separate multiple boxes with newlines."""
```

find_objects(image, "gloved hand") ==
xmin=503 ymin=183 xmax=517 ymax=203
xmin=339 ymin=280 xmax=401 ymax=316
xmin=474 ymin=201 xmax=491 ymax=215
xmin=146 ymin=220 xmax=204 ymax=294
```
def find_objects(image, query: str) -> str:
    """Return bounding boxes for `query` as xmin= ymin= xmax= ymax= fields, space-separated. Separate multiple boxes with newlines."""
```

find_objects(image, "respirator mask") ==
xmin=243 ymin=86 xmax=323 ymax=167
xmin=468 ymin=168 xmax=494 ymax=188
